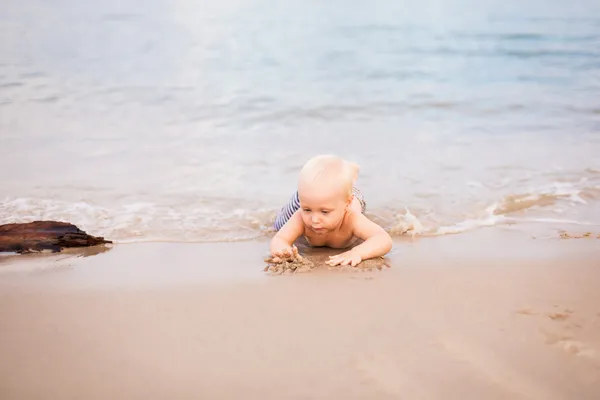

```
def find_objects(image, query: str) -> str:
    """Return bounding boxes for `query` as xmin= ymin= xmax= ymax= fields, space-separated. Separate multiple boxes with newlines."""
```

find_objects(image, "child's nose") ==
xmin=311 ymin=215 xmax=320 ymax=224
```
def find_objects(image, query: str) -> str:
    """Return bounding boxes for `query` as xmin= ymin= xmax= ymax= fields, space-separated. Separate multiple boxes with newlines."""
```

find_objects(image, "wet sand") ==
xmin=0 ymin=231 xmax=599 ymax=399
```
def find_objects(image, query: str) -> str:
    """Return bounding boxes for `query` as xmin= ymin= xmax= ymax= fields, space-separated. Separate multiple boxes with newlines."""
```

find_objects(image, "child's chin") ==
xmin=311 ymin=227 xmax=327 ymax=235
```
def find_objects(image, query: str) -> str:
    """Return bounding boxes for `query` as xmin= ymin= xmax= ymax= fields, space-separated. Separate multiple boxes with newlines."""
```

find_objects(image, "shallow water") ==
xmin=1 ymin=0 xmax=600 ymax=242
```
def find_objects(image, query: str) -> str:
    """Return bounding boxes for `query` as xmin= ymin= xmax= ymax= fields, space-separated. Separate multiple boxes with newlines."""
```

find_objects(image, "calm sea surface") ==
xmin=1 ymin=0 xmax=600 ymax=242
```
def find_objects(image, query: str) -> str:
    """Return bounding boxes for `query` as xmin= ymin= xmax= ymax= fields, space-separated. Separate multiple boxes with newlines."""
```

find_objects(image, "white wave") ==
xmin=0 ymin=197 xmax=276 ymax=243
xmin=431 ymin=203 xmax=506 ymax=236
xmin=2 ymin=176 xmax=598 ymax=243
xmin=389 ymin=207 xmax=426 ymax=237
xmin=388 ymin=203 xmax=506 ymax=237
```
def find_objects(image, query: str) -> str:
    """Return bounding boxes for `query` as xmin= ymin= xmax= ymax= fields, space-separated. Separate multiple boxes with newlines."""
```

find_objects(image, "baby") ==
xmin=271 ymin=155 xmax=392 ymax=267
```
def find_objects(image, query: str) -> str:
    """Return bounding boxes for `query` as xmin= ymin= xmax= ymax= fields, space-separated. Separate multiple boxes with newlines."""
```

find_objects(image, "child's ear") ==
xmin=346 ymin=193 xmax=354 ymax=209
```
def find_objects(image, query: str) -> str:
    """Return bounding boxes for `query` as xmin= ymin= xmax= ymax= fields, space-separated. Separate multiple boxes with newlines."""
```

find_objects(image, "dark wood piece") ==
xmin=0 ymin=221 xmax=111 ymax=253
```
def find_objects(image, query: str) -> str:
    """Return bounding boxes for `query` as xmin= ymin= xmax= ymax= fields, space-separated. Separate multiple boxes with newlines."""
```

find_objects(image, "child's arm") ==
xmin=327 ymin=213 xmax=392 ymax=267
xmin=270 ymin=211 xmax=305 ymax=256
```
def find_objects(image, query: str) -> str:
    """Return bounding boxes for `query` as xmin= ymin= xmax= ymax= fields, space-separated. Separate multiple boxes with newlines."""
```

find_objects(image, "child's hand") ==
xmin=271 ymin=243 xmax=295 ymax=259
xmin=326 ymin=249 xmax=362 ymax=267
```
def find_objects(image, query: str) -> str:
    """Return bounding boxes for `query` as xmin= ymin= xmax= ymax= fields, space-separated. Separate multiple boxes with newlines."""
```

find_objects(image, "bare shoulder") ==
xmin=347 ymin=211 xmax=387 ymax=240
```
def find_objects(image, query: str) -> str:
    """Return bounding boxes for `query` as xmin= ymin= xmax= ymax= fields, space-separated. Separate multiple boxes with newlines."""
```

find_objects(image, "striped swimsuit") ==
xmin=273 ymin=187 xmax=366 ymax=231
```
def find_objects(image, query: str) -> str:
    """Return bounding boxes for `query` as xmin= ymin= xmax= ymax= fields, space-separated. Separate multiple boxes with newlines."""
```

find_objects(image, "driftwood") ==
xmin=0 ymin=221 xmax=111 ymax=254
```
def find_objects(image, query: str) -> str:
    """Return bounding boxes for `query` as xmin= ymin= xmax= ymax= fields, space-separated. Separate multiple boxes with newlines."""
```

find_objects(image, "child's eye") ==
xmin=302 ymin=208 xmax=311 ymax=212
xmin=322 ymin=211 xmax=329 ymax=214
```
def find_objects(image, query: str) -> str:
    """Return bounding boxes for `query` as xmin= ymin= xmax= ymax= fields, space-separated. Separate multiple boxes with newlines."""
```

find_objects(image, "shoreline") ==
xmin=0 ymin=227 xmax=598 ymax=289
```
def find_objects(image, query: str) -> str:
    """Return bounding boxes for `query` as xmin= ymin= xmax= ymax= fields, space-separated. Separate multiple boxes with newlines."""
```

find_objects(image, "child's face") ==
xmin=298 ymin=184 xmax=351 ymax=235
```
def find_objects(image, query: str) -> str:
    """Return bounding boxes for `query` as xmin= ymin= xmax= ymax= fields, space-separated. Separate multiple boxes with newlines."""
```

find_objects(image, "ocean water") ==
xmin=1 ymin=0 xmax=600 ymax=243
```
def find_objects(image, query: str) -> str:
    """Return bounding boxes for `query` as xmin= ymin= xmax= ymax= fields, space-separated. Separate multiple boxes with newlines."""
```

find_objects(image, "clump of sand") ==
xmin=264 ymin=246 xmax=315 ymax=275
xmin=263 ymin=246 xmax=391 ymax=275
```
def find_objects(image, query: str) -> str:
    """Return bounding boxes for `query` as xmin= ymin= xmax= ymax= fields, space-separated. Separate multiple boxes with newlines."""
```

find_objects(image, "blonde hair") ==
xmin=298 ymin=154 xmax=360 ymax=197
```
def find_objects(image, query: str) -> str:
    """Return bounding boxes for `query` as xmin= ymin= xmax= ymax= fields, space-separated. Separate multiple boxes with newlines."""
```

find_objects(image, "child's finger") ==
xmin=327 ymin=258 xmax=341 ymax=266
